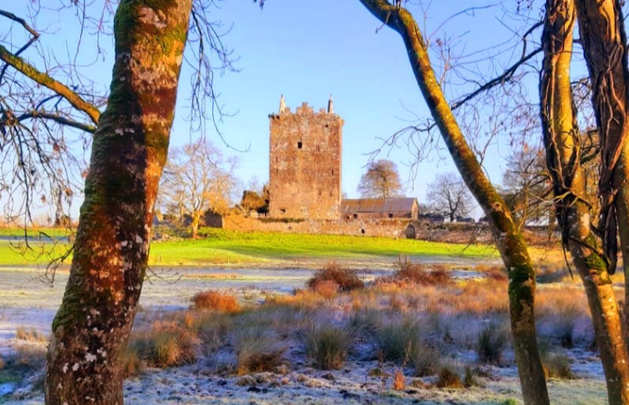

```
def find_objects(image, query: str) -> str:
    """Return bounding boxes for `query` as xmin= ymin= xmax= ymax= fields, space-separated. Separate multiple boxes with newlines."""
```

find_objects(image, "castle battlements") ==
xmin=268 ymin=95 xmax=343 ymax=220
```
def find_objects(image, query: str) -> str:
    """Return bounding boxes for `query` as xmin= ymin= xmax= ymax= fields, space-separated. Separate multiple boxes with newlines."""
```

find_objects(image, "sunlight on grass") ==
xmin=0 ymin=227 xmax=498 ymax=267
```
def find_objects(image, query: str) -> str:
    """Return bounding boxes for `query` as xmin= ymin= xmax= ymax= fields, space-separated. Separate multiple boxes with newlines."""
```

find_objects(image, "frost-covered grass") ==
xmin=0 ymin=259 xmax=612 ymax=404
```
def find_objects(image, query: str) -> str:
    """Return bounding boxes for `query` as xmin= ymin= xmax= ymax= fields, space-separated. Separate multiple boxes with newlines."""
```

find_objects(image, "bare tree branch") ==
xmin=0 ymin=45 xmax=100 ymax=124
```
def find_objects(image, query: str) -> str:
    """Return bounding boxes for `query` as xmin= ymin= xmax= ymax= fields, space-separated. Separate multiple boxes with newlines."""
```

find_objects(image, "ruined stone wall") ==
xmin=223 ymin=215 xmax=412 ymax=238
xmin=268 ymin=102 xmax=343 ymax=220
xmin=222 ymin=215 xmax=496 ymax=242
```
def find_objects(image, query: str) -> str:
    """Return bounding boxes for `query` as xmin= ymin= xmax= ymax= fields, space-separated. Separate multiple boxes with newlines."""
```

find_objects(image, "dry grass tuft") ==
xmin=374 ymin=316 xmax=420 ymax=362
xmin=312 ymin=280 xmax=339 ymax=299
xmin=392 ymin=369 xmax=406 ymax=390
xmin=129 ymin=321 xmax=200 ymax=368
xmin=412 ymin=343 xmax=441 ymax=377
xmin=543 ymin=352 xmax=574 ymax=379
xmin=241 ymin=352 xmax=285 ymax=374
xmin=436 ymin=365 xmax=463 ymax=388
xmin=476 ymin=322 xmax=508 ymax=365
xmin=232 ymin=324 xmax=284 ymax=375
xmin=463 ymin=366 xmax=480 ymax=387
xmin=191 ymin=290 xmax=240 ymax=313
xmin=378 ymin=262 xmax=451 ymax=286
xmin=15 ymin=326 xmax=48 ymax=343
xmin=2 ymin=344 xmax=48 ymax=377
xmin=120 ymin=345 xmax=144 ymax=378
xmin=303 ymin=321 xmax=353 ymax=370
xmin=307 ymin=262 xmax=364 ymax=292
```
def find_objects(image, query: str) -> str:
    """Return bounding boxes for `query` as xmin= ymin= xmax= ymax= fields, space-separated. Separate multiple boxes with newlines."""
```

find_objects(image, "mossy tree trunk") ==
xmin=356 ymin=1 xmax=549 ymax=403
xmin=45 ymin=1 xmax=192 ymax=404
xmin=540 ymin=1 xmax=629 ymax=402
xmin=574 ymin=0 xmax=629 ymax=324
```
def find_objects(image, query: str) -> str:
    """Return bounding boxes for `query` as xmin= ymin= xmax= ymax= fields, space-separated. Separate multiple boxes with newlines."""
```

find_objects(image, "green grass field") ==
xmin=0 ymin=227 xmax=498 ymax=267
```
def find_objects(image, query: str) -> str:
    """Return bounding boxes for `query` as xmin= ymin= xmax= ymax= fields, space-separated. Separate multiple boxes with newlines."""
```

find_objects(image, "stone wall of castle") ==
xmin=268 ymin=100 xmax=343 ymax=220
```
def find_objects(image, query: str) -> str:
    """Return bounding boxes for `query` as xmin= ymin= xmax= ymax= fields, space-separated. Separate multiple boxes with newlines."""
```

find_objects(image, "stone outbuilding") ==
xmin=342 ymin=198 xmax=419 ymax=220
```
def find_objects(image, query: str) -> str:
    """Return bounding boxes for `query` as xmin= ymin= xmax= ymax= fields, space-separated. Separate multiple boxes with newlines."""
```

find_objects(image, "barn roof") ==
xmin=341 ymin=198 xmax=417 ymax=213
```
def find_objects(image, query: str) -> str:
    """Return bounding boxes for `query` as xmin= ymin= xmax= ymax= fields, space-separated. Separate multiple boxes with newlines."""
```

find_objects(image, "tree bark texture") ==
xmin=357 ymin=1 xmax=549 ymax=404
xmin=540 ymin=1 xmax=629 ymax=403
xmin=45 ymin=1 xmax=192 ymax=404
xmin=574 ymin=0 xmax=629 ymax=321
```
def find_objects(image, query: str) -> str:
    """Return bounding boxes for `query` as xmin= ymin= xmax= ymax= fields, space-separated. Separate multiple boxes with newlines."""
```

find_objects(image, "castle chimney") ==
xmin=327 ymin=94 xmax=334 ymax=114
xmin=279 ymin=94 xmax=286 ymax=114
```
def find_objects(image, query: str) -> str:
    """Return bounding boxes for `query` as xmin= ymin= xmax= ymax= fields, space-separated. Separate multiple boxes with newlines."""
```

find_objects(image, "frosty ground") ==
xmin=0 ymin=255 xmax=614 ymax=405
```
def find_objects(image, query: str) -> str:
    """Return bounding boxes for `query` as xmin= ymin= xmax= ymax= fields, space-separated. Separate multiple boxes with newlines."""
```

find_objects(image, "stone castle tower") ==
xmin=268 ymin=96 xmax=343 ymax=220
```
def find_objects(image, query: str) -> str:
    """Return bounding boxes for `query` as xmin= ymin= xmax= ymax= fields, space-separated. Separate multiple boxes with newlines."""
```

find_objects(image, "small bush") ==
xmin=303 ymin=323 xmax=353 ymax=370
xmin=375 ymin=317 xmax=420 ymax=362
xmin=477 ymin=322 xmax=508 ymax=365
xmin=15 ymin=327 xmax=47 ymax=343
xmin=191 ymin=290 xmax=240 ymax=313
xmin=436 ymin=365 xmax=463 ymax=388
xmin=307 ymin=262 xmax=364 ymax=292
xmin=129 ymin=322 xmax=200 ymax=368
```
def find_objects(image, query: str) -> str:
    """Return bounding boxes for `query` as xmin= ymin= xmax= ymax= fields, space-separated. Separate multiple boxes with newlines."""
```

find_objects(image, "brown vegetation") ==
xmin=191 ymin=290 xmax=241 ymax=313
xmin=307 ymin=262 xmax=364 ymax=292
xmin=376 ymin=262 xmax=451 ymax=286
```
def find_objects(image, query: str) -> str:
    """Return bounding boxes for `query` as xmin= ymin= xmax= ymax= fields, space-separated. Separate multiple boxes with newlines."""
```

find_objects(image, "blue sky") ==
xmin=7 ymin=0 xmax=542 ymax=217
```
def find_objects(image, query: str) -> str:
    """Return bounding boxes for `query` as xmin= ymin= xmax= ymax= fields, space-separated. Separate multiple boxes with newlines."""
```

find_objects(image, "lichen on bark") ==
xmin=45 ymin=1 xmax=192 ymax=404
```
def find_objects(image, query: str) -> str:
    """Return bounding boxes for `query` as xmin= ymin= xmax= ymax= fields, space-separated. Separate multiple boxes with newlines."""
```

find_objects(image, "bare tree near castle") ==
xmin=426 ymin=172 xmax=473 ymax=222
xmin=540 ymin=0 xmax=629 ymax=401
xmin=0 ymin=1 xmax=234 ymax=403
xmin=160 ymin=138 xmax=238 ymax=239
xmin=356 ymin=1 xmax=549 ymax=403
xmin=357 ymin=159 xmax=403 ymax=198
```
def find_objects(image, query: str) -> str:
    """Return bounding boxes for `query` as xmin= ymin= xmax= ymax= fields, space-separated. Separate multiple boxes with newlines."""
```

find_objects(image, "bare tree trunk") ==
xmin=191 ymin=214 xmax=201 ymax=239
xmin=541 ymin=1 xmax=629 ymax=403
xmin=357 ymin=1 xmax=549 ymax=403
xmin=574 ymin=0 xmax=629 ymax=329
xmin=45 ymin=2 xmax=192 ymax=404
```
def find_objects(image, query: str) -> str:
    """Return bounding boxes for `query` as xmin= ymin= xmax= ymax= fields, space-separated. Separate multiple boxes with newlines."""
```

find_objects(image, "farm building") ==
xmin=342 ymin=198 xmax=419 ymax=220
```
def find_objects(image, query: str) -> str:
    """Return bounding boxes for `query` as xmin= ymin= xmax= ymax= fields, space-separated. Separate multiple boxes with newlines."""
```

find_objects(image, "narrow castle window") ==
xmin=353 ymin=214 xmax=358 ymax=219
xmin=388 ymin=213 xmax=394 ymax=219
xmin=297 ymin=141 xmax=303 ymax=149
